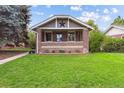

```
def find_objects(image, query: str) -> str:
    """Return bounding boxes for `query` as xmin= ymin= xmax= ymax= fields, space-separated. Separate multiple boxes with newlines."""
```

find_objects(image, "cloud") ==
xmin=112 ymin=8 xmax=118 ymax=13
xmin=34 ymin=11 xmax=44 ymax=16
xmin=78 ymin=11 xmax=100 ymax=22
xmin=103 ymin=9 xmax=109 ymax=14
xmin=46 ymin=5 xmax=51 ymax=8
xmin=96 ymin=9 xmax=100 ymax=12
xmin=70 ymin=5 xmax=82 ymax=11
xmin=101 ymin=15 xmax=111 ymax=22
xmin=78 ymin=11 xmax=111 ymax=22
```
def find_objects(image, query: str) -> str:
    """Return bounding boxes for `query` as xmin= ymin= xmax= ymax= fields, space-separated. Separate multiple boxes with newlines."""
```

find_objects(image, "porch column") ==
xmin=82 ymin=29 xmax=89 ymax=53
xmin=37 ymin=29 xmax=42 ymax=54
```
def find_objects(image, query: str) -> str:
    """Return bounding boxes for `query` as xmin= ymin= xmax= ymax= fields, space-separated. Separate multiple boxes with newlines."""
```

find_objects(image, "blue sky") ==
xmin=30 ymin=5 xmax=124 ymax=32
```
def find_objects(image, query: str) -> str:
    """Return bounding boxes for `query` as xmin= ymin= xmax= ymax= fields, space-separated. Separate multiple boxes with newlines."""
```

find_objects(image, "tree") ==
xmin=0 ymin=6 xmax=22 ymax=47
xmin=86 ymin=20 xmax=104 ymax=52
xmin=0 ymin=5 xmax=31 ymax=47
xmin=89 ymin=31 xmax=104 ymax=52
xmin=20 ymin=5 xmax=31 ymax=47
xmin=86 ymin=20 xmax=99 ymax=31
xmin=112 ymin=16 xmax=124 ymax=25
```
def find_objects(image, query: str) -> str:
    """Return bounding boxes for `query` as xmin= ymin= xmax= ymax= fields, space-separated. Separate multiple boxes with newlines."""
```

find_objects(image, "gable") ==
xmin=40 ymin=18 xmax=83 ymax=28
xmin=31 ymin=15 xmax=93 ymax=30
xmin=106 ymin=27 xmax=124 ymax=36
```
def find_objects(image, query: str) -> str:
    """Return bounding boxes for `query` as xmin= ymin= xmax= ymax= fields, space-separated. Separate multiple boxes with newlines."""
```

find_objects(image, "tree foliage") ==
xmin=89 ymin=31 xmax=104 ymax=52
xmin=28 ymin=31 xmax=36 ymax=49
xmin=19 ymin=5 xmax=31 ymax=46
xmin=0 ymin=5 xmax=31 ymax=47
xmin=112 ymin=16 xmax=124 ymax=25
xmin=101 ymin=36 xmax=124 ymax=52
xmin=86 ymin=20 xmax=99 ymax=31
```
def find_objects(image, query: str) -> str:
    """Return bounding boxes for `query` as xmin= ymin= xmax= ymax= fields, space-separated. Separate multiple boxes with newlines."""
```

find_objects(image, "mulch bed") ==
xmin=0 ymin=51 xmax=26 ymax=60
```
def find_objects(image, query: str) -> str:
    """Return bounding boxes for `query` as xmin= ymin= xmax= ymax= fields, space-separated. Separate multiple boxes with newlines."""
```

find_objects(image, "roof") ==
xmin=105 ymin=25 xmax=124 ymax=34
xmin=31 ymin=15 xmax=94 ymax=30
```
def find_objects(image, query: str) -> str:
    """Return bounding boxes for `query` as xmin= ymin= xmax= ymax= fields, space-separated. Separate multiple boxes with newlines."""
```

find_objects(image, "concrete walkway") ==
xmin=0 ymin=52 xmax=28 ymax=65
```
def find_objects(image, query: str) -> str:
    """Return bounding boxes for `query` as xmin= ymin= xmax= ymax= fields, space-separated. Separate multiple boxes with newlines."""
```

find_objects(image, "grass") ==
xmin=0 ymin=53 xmax=124 ymax=88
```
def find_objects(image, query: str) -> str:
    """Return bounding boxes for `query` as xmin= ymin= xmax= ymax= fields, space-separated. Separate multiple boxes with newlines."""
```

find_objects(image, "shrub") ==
xmin=28 ymin=31 xmax=36 ymax=49
xmin=89 ymin=31 xmax=104 ymax=52
xmin=75 ymin=50 xmax=81 ymax=53
xmin=59 ymin=50 xmax=65 ymax=53
xmin=101 ymin=36 xmax=124 ymax=52
xmin=68 ymin=51 xmax=71 ymax=53
xmin=44 ymin=50 xmax=49 ymax=53
xmin=52 ymin=50 xmax=55 ymax=53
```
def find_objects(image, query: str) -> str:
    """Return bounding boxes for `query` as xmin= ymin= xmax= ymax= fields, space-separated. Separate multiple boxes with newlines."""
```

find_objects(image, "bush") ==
xmin=89 ymin=31 xmax=104 ymax=52
xmin=101 ymin=37 xmax=124 ymax=52
xmin=28 ymin=31 xmax=36 ymax=49
xmin=59 ymin=50 xmax=65 ymax=53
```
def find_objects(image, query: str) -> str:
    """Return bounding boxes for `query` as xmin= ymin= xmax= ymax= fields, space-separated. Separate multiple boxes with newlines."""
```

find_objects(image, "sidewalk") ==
xmin=0 ymin=52 xmax=28 ymax=65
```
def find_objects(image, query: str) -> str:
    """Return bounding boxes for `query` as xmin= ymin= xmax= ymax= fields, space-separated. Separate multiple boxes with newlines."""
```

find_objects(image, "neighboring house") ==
xmin=105 ymin=25 xmax=124 ymax=38
xmin=31 ymin=15 xmax=93 ymax=54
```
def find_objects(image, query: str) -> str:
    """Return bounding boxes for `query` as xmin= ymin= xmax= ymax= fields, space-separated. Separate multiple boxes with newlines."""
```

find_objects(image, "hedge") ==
xmin=101 ymin=37 xmax=124 ymax=52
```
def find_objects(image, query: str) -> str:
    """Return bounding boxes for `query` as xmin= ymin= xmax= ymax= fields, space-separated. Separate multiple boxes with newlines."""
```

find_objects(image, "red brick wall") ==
xmin=82 ymin=30 xmax=89 ymax=53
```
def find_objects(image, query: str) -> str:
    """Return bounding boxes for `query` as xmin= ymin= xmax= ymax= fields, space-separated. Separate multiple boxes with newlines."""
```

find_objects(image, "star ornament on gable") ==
xmin=59 ymin=20 xmax=65 ymax=27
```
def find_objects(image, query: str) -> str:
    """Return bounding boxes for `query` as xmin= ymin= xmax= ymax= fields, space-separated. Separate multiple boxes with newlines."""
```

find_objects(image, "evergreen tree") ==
xmin=20 ymin=5 xmax=31 ymax=47
xmin=112 ymin=16 xmax=124 ymax=25
xmin=0 ymin=5 xmax=31 ymax=47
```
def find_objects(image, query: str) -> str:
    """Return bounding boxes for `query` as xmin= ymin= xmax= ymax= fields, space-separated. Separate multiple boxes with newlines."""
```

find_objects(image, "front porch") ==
xmin=36 ymin=29 xmax=89 ymax=54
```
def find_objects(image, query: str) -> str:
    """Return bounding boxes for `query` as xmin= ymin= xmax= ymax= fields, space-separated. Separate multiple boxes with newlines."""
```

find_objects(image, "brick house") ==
xmin=105 ymin=25 xmax=124 ymax=38
xmin=31 ymin=15 xmax=93 ymax=54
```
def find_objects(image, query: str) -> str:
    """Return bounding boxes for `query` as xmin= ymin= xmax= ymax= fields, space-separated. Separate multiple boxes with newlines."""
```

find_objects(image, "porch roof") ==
xmin=39 ymin=27 xmax=87 ymax=30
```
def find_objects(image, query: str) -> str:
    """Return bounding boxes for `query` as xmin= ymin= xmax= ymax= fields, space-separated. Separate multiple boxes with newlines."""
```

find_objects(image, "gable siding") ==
xmin=69 ymin=19 xmax=82 ymax=27
xmin=39 ymin=18 xmax=84 ymax=28
xmin=41 ymin=19 xmax=56 ymax=27
xmin=106 ymin=28 xmax=124 ymax=36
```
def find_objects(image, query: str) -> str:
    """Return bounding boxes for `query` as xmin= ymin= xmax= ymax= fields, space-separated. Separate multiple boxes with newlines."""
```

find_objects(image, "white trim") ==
xmin=67 ymin=18 xmax=69 ymax=28
xmin=39 ymin=27 xmax=86 ymax=30
xmin=31 ymin=15 xmax=93 ymax=30
xmin=55 ymin=18 xmax=57 ymax=28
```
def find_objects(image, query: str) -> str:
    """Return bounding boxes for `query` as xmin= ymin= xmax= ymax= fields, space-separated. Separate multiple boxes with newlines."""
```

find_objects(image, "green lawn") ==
xmin=0 ymin=53 xmax=124 ymax=88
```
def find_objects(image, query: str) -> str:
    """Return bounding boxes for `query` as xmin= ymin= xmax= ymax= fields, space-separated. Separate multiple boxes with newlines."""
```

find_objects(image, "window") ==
xmin=45 ymin=32 xmax=52 ymax=41
xmin=68 ymin=32 xmax=75 ymax=41
xmin=56 ymin=33 xmax=63 ymax=42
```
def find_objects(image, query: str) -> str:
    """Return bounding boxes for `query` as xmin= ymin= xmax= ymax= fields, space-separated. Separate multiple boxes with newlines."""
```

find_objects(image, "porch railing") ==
xmin=41 ymin=41 xmax=83 ymax=48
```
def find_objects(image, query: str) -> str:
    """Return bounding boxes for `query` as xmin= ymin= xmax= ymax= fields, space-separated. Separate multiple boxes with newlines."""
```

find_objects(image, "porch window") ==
xmin=45 ymin=32 xmax=52 ymax=41
xmin=68 ymin=31 xmax=75 ymax=41
xmin=56 ymin=33 xmax=63 ymax=42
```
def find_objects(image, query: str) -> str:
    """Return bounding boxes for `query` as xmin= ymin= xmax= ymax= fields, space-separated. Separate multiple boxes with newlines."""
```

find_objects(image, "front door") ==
xmin=56 ymin=33 xmax=63 ymax=42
